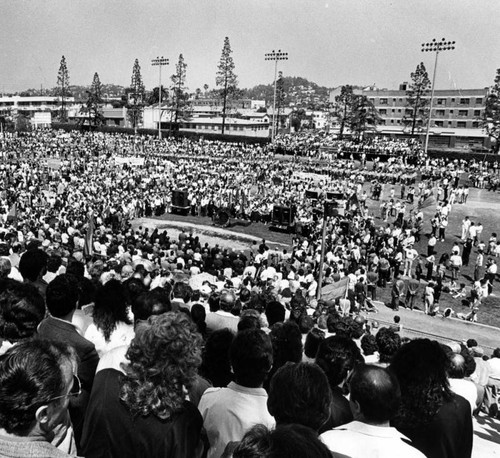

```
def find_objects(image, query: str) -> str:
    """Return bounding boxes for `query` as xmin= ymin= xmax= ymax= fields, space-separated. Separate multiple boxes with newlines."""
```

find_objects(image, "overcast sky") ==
xmin=1 ymin=0 xmax=499 ymax=94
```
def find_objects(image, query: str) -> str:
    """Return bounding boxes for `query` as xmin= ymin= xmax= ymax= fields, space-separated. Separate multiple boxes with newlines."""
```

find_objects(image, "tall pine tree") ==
xmin=333 ymin=85 xmax=355 ymax=140
xmin=81 ymin=72 xmax=104 ymax=128
xmin=56 ymin=56 xmax=70 ymax=122
xmin=127 ymin=59 xmax=145 ymax=133
xmin=403 ymin=62 xmax=431 ymax=136
xmin=349 ymin=95 xmax=381 ymax=140
xmin=170 ymin=54 xmax=189 ymax=124
xmin=216 ymin=37 xmax=238 ymax=135
xmin=483 ymin=68 xmax=500 ymax=153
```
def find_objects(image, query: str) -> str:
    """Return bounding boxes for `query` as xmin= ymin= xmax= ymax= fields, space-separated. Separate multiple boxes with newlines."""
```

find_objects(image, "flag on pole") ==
xmin=419 ymin=195 xmax=436 ymax=210
xmin=320 ymin=277 xmax=349 ymax=301
xmin=83 ymin=212 xmax=95 ymax=257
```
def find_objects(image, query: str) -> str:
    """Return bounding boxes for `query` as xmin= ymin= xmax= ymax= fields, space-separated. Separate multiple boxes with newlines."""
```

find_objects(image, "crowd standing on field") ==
xmin=0 ymin=129 xmax=499 ymax=457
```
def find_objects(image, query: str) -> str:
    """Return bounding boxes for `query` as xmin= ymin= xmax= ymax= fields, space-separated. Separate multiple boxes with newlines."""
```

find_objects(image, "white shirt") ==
xmin=84 ymin=321 xmax=135 ymax=358
xmin=448 ymin=378 xmax=477 ymax=413
xmin=321 ymin=421 xmax=426 ymax=458
xmin=198 ymin=382 xmax=275 ymax=458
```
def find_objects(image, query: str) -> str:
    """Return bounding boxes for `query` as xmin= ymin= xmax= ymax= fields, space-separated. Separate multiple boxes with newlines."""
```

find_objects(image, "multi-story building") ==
xmin=0 ymin=95 xmax=76 ymax=118
xmin=329 ymin=85 xmax=490 ymax=148
xmin=364 ymin=85 xmax=487 ymax=130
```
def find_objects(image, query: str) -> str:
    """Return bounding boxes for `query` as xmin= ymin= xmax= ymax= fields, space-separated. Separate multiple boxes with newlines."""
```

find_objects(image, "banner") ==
xmin=321 ymin=277 xmax=349 ymax=301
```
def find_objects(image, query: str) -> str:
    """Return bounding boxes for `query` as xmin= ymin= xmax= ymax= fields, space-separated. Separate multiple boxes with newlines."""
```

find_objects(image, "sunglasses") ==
xmin=27 ymin=375 xmax=81 ymax=408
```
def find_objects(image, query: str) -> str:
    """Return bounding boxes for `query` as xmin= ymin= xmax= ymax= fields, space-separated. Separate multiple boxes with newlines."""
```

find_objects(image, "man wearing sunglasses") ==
xmin=0 ymin=338 xmax=79 ymax=457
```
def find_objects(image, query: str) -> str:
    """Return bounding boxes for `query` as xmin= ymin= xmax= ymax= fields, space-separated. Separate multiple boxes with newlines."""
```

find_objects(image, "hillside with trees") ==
xmin=242 ymin=76 xmax=331 ymax=110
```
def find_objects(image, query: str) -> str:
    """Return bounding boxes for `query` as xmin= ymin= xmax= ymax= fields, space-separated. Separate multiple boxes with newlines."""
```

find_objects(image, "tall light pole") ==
xmin=151 ymin=56 xmax=169 ymax=139
xmin=421 ymin=38 xmax=455 ymax=154
xmin=265 ymin=49 xmax=288 ymax=143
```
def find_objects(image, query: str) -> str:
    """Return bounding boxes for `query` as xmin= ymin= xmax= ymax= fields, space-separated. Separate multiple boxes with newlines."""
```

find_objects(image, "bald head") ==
xmin=349 ymin=364 xmax=401 ymax=424
xmin=448 ymin=353 xmax=466 ymax=379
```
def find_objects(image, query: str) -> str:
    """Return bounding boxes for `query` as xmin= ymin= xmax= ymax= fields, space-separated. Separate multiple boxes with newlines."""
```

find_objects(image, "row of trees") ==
xmin=53 ymin=37 xmax=238 ymax=132
xmin=53 ymin=47 xmax=500 ymax=148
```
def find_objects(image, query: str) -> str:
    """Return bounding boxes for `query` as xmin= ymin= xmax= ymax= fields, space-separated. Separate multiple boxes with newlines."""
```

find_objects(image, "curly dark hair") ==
xmin=390 ymin=339 xmax=453 ymax=430
xmin=0 ymin=280 xmax=45 ymax=343
xmin=120 ymin=312 xmax=202 ymax=419
xmin=93 ymin=279 xmax=132 ymax=342
xmin=315 ymin=335 xmax=363 ymax=389
xmin=361 ymin=334 xmax=378 ymax=356
xmin=376 ymin=327 xmax=401 ymax=364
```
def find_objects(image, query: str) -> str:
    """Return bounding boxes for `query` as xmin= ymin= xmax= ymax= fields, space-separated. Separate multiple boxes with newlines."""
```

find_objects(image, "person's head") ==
xmin=190 ymin=303 xmax=207 ymax=335
xmin=0 ymin=280 xmax=45 ymax=343
xmin=390 ymin=339 xmax=453 ymax=429
xmin=122 ymin=277 xmax=148 ymax=306
xmin=172 ymin=282 xmax=192 ymax=304
xmin=46 ymin=274 xmax=79 ymax=319
xmin=238 ymin=314 xmax=261 ymax=332
xmin=230 ymin=329 xmax=273 ymax=388
xmin=304 ymin=328 xmax=325 ymax=359
xmin=448 ymin=353 xmax=466 ymax=379
xmin=200 ymin=328 xmax=234 ymax=388
xmin=0 ymin=339 xmax=78 ymax=437
xmin=315 ymin=335 xmax=363 ymax=389
xmin=269 ymin=321 xmax=303 ymax=374
xmin=376 ymin=327 xmax=401 ymax=364
xmin=132 ymin=289 xmax=171 ymax=323
xmin=19 ymin=249 xmax=48 ymax=282
xmin=233 ymin=424 xmax=332 ymax=458
xmin=92 ymin=279 xmax=131 ymax=341
xmin=0 ymin=258 xmax=11 ymax=278
xmin=466 ymin=339 xmax=478 ymax=348
xmin=268 ymin=362 xmax=332 ymax=431
xmin=265 ymin=301 xmax=285 ymax=327
xmin=361 ymin=334 xmax=378 ymax=357
xmin=65 ymin=258 xmax=85 ymax=278
xmin=46 ymin=254 xmax=62 ymax=274
xmin=219 ymin=289 xmax=236 ymax=312
xmin=348 ymin=364 xmax=401 ymax=424
xmin=121 ymin=312 xmax=202 ymax=419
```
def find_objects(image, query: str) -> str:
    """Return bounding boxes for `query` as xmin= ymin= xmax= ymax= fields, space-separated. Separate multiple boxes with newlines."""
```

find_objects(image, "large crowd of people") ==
xmin=0 ymin=128 xmax=499 ymax=457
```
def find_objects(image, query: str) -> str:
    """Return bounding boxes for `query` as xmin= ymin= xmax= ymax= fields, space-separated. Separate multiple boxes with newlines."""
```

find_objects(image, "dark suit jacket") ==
xmin=37 ymin=316 xmax=99 ymax=450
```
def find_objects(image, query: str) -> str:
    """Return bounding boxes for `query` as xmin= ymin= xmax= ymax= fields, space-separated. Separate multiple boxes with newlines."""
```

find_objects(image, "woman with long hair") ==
xmin=81 ymin=312 xmax=204 ymax=458
xmin=390 ymin=339 xmax=473 ymax=458
xmin=84 ymin=279 xmax=134 ymax=357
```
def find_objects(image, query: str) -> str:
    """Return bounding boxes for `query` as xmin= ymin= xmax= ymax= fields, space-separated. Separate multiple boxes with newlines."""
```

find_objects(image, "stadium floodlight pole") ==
xmin=151 ymin=56 xmax=169 ymax=139
xmin=421 ymin=38 xmax=455 ymax=154
xmin=265 ymin=49 xmax=288 ymax=143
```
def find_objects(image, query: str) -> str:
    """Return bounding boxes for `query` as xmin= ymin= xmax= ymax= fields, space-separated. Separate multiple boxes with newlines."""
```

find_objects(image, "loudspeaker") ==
xmin=327 ymin=191 xmax=344 ymax=200
xmin=172 ymin=190 xmax=189 ymax=208
xmin=305 ymin=190 xmax=320 ymax=200
xmin=272 ymin=205 xmax=293 ymax=226
xmin=324 ymin=201 xmax=339 ymax=218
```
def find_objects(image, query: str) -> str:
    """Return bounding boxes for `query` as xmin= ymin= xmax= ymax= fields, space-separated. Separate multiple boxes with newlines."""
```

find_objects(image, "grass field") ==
xmin=153 ymin=180 xmax=500 ymax=330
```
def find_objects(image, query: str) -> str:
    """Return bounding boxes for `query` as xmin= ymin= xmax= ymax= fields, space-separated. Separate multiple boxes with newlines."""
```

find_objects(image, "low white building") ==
xmin=0 ymin=95 xmax=76 ymax=118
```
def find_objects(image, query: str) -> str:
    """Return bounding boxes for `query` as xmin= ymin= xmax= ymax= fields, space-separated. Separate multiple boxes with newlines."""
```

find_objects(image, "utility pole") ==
xmin=265 ymin=49 xmax=288 ymax=143
xmin=421 ymin=38 xmax=455 ymax=154
xmin=151 ymin=56 xmax=169 ymax=139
